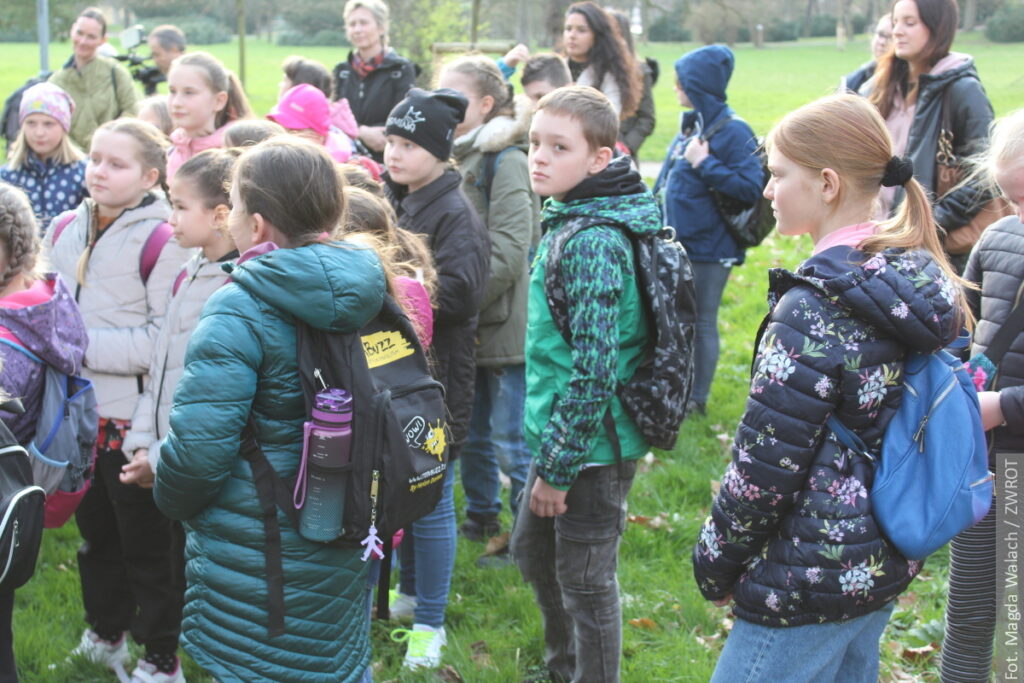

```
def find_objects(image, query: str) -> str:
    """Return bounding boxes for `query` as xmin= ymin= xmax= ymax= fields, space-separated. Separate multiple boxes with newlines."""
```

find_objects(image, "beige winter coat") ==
xmin=44 ymin=196 xmax=194 ymax=422
xmin=123 ymin=252 xmax=232 ymax=471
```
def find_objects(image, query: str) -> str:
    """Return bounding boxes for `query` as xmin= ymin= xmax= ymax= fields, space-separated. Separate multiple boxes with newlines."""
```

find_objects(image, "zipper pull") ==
xmin=914 ymin=416 xmax=929 ymax=452
xmin=313 ymin=368 xmax=328 ymax=391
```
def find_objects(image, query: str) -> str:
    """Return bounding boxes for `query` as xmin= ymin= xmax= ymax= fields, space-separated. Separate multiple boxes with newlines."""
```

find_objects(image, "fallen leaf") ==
xmin=628 ymin=617 xmax=658 ymax=630
xmin=710 ymin=479 xmax=721 ymax=497
xmin=897 ymin=591 xmax=918 ymax=608
xmin=720 ymin=617 xmax=734 ymax=632
xmin=483 ymin=532 xmax=509 ymax=556
xmin=695 ymin=632 xmax=720 ymax=649
xmin=638 ymin=451 xmax=661 ymax=474
xmin=626 ymin=513 xmax=673 ymax=532
xmin=900 ymin=643 xmax=936 ymax=663
xmin=437 ymin=665 xmax=464 ymax=682
xmin=716 ymin=432 xmax=732 ymax=446
xmin=469 ymin=641 xmax=488 ymax=655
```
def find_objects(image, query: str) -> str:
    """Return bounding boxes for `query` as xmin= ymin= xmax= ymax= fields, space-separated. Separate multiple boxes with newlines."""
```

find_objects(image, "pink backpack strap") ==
xmin=171 ymin=266 xmax=188 ymax=296
xmin=139 ymin=222 xmax=174 ymax=285
xmin=50 ymin=211 xmax=77 ymax=246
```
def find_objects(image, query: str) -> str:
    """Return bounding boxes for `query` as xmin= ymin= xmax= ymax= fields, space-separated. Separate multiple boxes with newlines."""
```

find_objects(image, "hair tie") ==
xmin=881 ymin=156 xmax=914 ymax=187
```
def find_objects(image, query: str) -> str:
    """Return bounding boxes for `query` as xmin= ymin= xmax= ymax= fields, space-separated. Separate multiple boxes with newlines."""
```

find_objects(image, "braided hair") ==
xmin=0 ymin=183 xmax=40 ymax=293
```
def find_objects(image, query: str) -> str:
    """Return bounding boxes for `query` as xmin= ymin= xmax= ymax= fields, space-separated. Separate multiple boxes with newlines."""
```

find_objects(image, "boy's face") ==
xmin=524 ymin=79 xmax=559 ymax=106
xmin=528 ymin=109 xmax=611 ymax=200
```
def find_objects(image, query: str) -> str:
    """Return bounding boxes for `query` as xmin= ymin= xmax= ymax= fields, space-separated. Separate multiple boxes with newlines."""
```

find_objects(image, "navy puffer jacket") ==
xmin=653 ymin=45 xmax=763 ymax=265
xmin=155 ymin=242 xmax=385 ymax=682
xmin=693 ymin=244 xmax=962 ymax=626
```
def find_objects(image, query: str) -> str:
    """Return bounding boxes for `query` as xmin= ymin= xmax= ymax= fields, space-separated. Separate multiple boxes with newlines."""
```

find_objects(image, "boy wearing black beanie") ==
xmin=381 ymin=89 xmax=490 ymax=670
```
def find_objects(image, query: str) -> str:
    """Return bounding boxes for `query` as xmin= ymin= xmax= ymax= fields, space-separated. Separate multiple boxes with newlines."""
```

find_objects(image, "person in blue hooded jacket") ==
xmin=653 ymin=45 xmax=763 ymax=414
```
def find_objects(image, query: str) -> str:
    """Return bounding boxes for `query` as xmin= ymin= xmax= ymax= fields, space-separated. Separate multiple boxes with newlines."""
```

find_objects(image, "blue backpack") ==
xmin=827 ymin=341 xmax=993 ymax=561
xmin=0 ymin=339 xmax=97 ymax=527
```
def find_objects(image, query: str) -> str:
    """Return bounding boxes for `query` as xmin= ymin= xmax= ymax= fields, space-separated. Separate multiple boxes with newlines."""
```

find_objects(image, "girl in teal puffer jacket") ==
xmin=154 ymin=138 xmax=387 ymax=683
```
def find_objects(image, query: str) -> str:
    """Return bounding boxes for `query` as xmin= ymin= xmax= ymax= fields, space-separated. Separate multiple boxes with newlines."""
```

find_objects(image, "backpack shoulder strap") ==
xmin=238 ymin=418 xmax=300 ymax=638
xmin=983 ymin=300 xmax=1024 ymax=369
xmin=139 ymin=222 xmax=174 ymax=285
xmin=0 ymin=337 xmax=42 ymax=364
xmin=478 ymin=145 xmax=519 ymax=206
xmin=700 ymin=115 xmax=735 ymax=142
xmin=171 ymin=267 xmax=189 ymax=297
xmin=50 ymin=211 xmax=76 ymax=247
xmin=543 ymin=217 xmax=629 ymax=344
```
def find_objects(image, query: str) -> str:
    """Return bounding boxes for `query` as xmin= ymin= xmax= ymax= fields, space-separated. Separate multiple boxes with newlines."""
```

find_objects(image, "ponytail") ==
xmin=173 ymin=52 xmax=252 ymax=130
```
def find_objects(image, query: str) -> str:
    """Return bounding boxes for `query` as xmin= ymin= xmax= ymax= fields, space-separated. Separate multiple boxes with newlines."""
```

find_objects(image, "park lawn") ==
xmin=0 ymin=31 xmax=1008 ymax=681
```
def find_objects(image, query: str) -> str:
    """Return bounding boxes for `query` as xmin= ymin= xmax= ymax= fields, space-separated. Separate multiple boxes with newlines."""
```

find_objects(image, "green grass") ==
xmin=1 ymin=31 xmax=1007 ymax=681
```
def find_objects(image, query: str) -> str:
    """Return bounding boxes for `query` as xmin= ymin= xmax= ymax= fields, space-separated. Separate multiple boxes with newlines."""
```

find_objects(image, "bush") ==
xmin=139 ymin=16 xmax=232 ymax=45
xmin=764 ymin=20 xmax=800 ymax=42
xmin=648 ymin=12 xmax=692 ymax=42
xmin=277 ymin=29 xmax=348 ymax=46
xmin=803 ymin=14 xmax=839 ymax=37
xmin=985 ymin=4 xmax=1024 ymax=41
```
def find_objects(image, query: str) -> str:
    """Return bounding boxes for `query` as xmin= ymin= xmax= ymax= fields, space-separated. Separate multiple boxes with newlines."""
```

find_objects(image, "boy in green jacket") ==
xmin=509 ymin=86 xmax=660 ymax=683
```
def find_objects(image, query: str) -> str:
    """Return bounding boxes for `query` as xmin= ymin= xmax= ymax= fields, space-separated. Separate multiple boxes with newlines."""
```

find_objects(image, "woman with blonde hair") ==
xmin=693 ymin=93 xmax=968 ymax=681
xmin=330 ymin=0 xmax=416 ymax=159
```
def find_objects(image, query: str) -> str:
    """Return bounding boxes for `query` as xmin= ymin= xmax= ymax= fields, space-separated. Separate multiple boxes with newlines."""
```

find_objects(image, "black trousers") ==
xmin=0 ymin=587 xmax=16 ymax=682
xmin=75 ymin=448 xmax=184 ymax=655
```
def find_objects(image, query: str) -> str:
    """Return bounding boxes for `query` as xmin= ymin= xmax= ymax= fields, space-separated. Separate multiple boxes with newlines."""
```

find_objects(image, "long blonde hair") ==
xmin=7 ymin=127 xmax=83 ymax=170
xmin=984 ymin=109 xmax=1024 ymax=190
xmin=767 ymin=94 xmax=972 ymax=327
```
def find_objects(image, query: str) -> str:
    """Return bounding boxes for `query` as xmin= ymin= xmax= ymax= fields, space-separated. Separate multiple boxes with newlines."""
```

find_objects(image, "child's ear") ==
xmin=213 ymin=204 xmax=230 ymax=228
xmin=214 ymin=90 xmax=229 ymax=114
xmin=587 ymin=146 xmax=614 ymax=176
xmin=820 ymin=167 xmax=841 ymax=205
xmin=480 ymin=94 xmax=495 ymax=118
xmin=142 ymin=166 xmax=161 ymax=191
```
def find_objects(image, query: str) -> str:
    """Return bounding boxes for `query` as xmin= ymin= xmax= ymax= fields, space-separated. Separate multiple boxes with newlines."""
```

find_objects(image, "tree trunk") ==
xmin=803 ymin=0 xmax=815 ymax=37
xmin=962 ymin=0 xmax=978 ymax=30
xmin=546 ymin=0 xmax=572 ymax=47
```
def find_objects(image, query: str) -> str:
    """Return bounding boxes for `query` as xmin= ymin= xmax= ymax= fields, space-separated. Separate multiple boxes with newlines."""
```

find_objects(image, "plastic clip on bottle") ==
xmin=294 ymin=374 xmax=354 ymax=543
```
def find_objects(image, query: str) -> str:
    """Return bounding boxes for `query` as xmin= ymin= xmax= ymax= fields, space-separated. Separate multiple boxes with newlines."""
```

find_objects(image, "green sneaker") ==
xmin=390 ymin=624 xmax=446 ymax=670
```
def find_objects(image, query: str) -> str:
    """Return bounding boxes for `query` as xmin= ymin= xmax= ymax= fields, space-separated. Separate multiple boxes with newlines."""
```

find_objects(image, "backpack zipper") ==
xmin=912 ymin=375 xmax=958 ymax=452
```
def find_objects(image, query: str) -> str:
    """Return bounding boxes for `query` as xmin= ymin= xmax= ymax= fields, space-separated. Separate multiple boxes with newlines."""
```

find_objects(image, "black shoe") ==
xmin=476 ymin=544 xmax=513 ymax=568
xmin=686 ymin=399 xmax=707 ymax=416
xmin=459 ymin=513 xmax=501 ymax=542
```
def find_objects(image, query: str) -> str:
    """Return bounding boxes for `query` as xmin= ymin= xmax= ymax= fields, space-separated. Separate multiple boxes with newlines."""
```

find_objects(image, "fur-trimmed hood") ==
xmin=455 ymin=95 xmax=532 ymax=156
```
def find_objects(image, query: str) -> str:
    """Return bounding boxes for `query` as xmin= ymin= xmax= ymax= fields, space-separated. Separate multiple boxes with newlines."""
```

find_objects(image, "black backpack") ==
xmin=2 ymin=72 xmax=52 ymax=153
xmin=0 ymin=403 xmax=45 ymax=591
xmin=701 ymin=115 xmax=774 ymax=249
xmin=241 ymin=296 xmax=449 ymax=635
xmin=545 ymin=219 xmax=697 ymax=451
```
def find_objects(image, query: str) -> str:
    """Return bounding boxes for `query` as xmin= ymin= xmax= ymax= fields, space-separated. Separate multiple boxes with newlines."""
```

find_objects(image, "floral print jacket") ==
xmin=693 ymin=244 xmax=962 ymax=627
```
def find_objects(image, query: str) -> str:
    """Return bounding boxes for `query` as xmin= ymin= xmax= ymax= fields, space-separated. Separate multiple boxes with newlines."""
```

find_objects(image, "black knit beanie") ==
xmin=385 ymin=88 xmax=468 ymax=161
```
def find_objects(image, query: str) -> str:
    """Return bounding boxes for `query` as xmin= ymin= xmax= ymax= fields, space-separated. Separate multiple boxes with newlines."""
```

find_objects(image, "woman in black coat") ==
xmin=332 ymin=0 xmax=416 ymax=159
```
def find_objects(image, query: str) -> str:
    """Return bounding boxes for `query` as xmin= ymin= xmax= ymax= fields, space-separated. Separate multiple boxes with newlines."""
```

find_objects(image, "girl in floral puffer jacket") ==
xmin=693 ymin=94 xmax=971 ymax=683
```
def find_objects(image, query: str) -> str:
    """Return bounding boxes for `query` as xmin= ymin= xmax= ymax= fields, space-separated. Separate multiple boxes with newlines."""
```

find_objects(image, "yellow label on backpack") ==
xmin=361 ymin=330 xmax=414 ymax=368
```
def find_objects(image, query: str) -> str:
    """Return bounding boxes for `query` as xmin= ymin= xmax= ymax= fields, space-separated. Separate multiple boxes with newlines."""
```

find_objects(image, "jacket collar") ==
xmin=388 ymin=168 xmax=462 ymax=219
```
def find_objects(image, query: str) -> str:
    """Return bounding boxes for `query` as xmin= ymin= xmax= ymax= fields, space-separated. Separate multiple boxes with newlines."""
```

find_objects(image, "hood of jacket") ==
xmin=0 ymin=274 xmax=86 ymax=374
xmin=774 ymin=245 xmax=961 ymax=353
xmin=920 ymin=52 xmax=976 ymax=93
xmin=676 ymin=45 xmax=734 ymax=133
xmin=225 ymin=241 xmax=385 ymax=332
xmin=546 ymin=156 xmax=662 ymax=238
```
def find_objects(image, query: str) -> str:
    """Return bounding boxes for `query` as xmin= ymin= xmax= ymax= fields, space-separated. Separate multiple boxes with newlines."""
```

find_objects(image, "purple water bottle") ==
xmin=294 ymin=386 xmax=353 ymax=542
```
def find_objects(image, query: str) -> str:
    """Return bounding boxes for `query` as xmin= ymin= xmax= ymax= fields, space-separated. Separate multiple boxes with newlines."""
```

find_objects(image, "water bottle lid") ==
xmin=313 ymin=388 xmax=353 ymax=424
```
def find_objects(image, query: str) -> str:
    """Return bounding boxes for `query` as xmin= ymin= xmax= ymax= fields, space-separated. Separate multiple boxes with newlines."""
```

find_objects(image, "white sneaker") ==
xmin=69 ymin=629 xmax=131 ymax=670
xmin=388 ymin=589 xmax=417 ymax=620
xmin=130 ymin=657 xmax=186 ymax=683
xmin=392 ymin=623 xmax=446 ymax=670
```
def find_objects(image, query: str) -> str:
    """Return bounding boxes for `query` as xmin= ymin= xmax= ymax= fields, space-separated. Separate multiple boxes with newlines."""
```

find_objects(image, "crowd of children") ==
xmin=0 ymin=0 xmax=1019 ymax=681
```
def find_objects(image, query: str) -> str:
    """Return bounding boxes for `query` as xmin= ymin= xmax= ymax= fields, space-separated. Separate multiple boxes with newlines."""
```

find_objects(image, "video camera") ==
xmin=115 ymin=25 xmax=165 ymax=96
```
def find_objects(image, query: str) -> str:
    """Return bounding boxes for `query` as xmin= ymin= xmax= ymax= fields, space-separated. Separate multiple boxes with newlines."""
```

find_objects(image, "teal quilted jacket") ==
xmin=154 ymin=242 xmax=385 ymax=682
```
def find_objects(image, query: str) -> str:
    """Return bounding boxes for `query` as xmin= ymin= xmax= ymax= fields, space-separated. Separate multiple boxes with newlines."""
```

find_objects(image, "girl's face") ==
xmin=70 ymin=17 xmax=103 ymax=64
xmin=563 ymin=12 xmax=594 ymax=62
xmin=674 ymin=80 xmax=692 ymax=109
xmin=437 ymin=70 xmax=493 ymax=138
xmin=168 ymin=65 xmax=228 ymax=136
xmin=86 ymin=130 xmax=159 ymax=214
xmin=346 ymin=7 xmax=383 ymax=53
xmin=892 ymin=0 xmax=931 ymax=65
xmin=169 ymin=175 xmax=225 ymax=250
xmin=764 ymin=148 xmax=826 ymax=238
xmin=997 ymin=163 xmax=1024 ymax=222
xmin=227 ymin=184 xmax=257 ymax=253
xmin=22 ymin=113 xmax=64 ymax=159
xmin=384 ymin=136 xmax=444 ymax=192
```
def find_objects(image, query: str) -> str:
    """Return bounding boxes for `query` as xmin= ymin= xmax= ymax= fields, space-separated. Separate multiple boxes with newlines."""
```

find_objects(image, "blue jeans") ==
xmin=691 ymin=261 xmax=732 ymax=405
xmin=397 ymin=464 xmax=456 ymax=628
xmin=460 ymin=365 xmax=531 ymax=519
xmin=510 ymin=461 xmax=637 ymax=683
xmin=711 ymin=603 xmax=895 ymax=683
